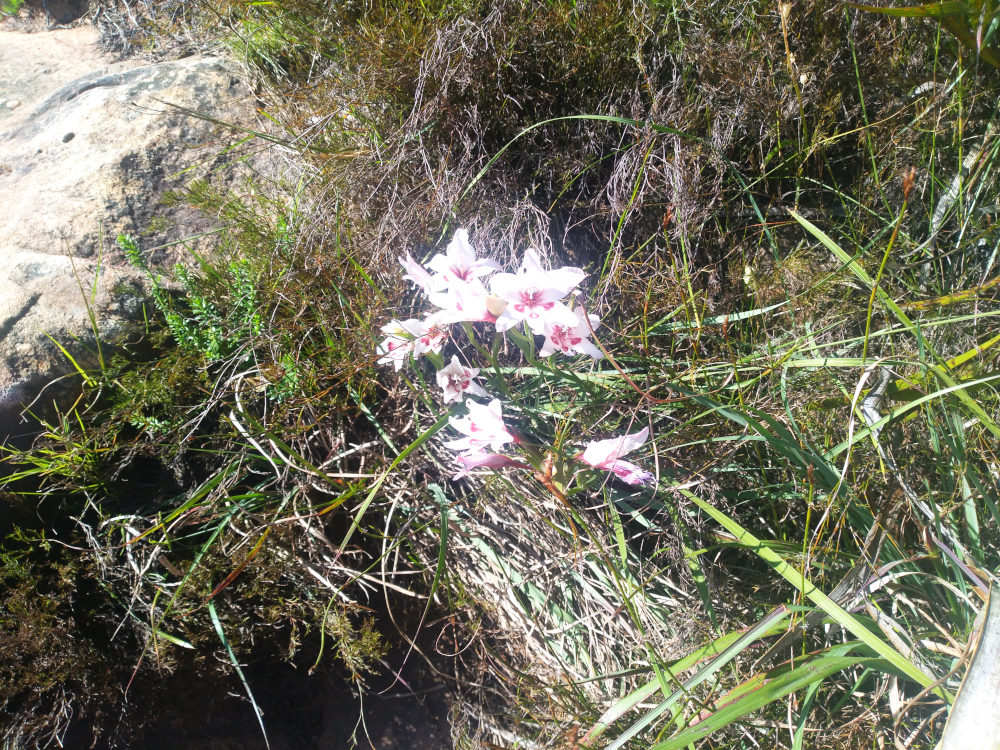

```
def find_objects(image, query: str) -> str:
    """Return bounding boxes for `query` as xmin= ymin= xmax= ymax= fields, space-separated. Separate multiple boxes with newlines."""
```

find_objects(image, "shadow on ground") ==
xmin=64 ymin=644 xmax=453 ymax=750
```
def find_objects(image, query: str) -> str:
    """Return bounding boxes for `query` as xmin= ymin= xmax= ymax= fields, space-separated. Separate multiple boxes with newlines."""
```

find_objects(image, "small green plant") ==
xmin=266 ymin=352 xmax=302 ymax=403
xmin=118 ymin=233 xmax=263 ymax=362
xmin=1 ymin=0 xmax=25 ymax=17
xmin=320 ymin=607 xmax=388 ymax=683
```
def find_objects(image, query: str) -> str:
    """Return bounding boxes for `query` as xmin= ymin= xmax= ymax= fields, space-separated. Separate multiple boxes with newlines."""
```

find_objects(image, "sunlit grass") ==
xmin=2 ymin=0 xmax=999 ymax=747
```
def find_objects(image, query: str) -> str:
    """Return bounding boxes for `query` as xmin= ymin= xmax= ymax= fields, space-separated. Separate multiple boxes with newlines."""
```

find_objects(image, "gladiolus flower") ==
xmin=539 ymin=308 xmax=603 ymax=359
xmin=579 ymin=427 xmax=655 ymax=486
xmin=411 ymin=319 xmax=448 ymax=357
xmin=444 ymin=398 xmax=515 ymax=455
xmin=376 ymin=318 xmax=421 ymax=370
xmin=426 ymin=228 xmax=500 ymax=286
xmin=436 ymin=355 xmax=489 ymax=404
xmin=490 ymin=248 xmax=585 ymax=334
xmin=376 ymin=318 xmax=446 ymax=370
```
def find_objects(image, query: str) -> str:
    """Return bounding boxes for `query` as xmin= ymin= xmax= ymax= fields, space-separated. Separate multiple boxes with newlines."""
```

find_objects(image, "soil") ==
xmin=44 ymin=616 xmax=457 ymax=750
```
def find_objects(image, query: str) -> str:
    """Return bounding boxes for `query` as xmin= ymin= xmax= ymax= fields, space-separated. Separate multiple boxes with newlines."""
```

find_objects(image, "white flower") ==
xmin=399 ymin=253 xmax=445 ymax=296
xmin=410 ymin=318 xmax=448 ymax=357
xmin=426 ymin=228 xmax=500 ymax=286
xmin=579 ymin=427 xmax=655 ymax=486
xmin=444 ymin=398 xmax=515 ymax=455
xmin=376 ymin=317 xmax=447 ymax=370
xmin=436 ymin=355 xmax=489 ymax=404
xmin=376 ymin=318 xmax=421 ymax=370
xmin=490 ymin=248 xmax=585 ymax=334
xmin=539 ymin=307 xmax=603 ymax=359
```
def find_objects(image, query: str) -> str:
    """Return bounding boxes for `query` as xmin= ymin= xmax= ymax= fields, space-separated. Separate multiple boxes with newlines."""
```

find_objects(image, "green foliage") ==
xmin=267 ymin=352 xmax=302 ymax=403
xmin=108 ymin=348 xmax=211 ymax=438
xmin=321 ymin=608 xmax=388 ymax=683
xmin=0 ymin=406 xmax=114 ymax=496
xmin=0 ymin=527 xmax=125 ymax=748
xmin=854 ymin=0 xmax=1000 ymax=68
xmin=119 ymin=233 xmax=262 ymax=362
xmin=224 ymin=0 xmax=340 ymax=80
xmin=0 ymin=0 xmax=24 ymax=16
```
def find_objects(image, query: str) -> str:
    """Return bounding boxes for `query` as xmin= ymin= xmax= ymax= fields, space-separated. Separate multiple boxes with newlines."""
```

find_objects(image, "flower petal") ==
xmin=428 ymin=280 xmax=495 ymax=323
xmin=580 ymin=427 xmax=650 ymax=467
xmin=452 ymin=452 xmax=531 ymax=479
xmin=604 ymin=459 xmax=655 ymax=486
xmin=399 ymin=254 xmax=444 ymax=295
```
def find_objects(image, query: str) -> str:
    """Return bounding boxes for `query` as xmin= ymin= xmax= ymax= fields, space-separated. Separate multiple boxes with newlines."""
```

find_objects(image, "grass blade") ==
xmin=650 ymin=651 xmax=885 ymax=750
xmin=207 ymin=599 xmax=270 ymax=750
xmin=337 ymin=412 xmax=450 ymax=557
xmin=674 ymin=484 xmax=948 ymax=698
xmin=789 ymin=209 xmax=1000 ymax=439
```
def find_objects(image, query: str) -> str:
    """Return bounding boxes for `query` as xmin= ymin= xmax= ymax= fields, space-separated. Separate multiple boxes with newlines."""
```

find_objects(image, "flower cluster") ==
xmin=378 ymin=229 xmax=601 ymax=373
xmin=377 ymin=228 xmax=654 ymax=487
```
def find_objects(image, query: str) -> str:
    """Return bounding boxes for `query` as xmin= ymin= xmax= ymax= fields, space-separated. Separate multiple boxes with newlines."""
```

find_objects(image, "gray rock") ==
xmin=0 ymin=27 xmax=263 ymax=443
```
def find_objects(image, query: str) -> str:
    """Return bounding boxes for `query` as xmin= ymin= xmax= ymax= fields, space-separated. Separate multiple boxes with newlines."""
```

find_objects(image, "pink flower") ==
xmin=490 ymin=248 xmax=586 ymax=334
xmin=539 ymin=308 xmax=603 ymax=359
xmin=436 ymin=355 xmax=489 ymax=404
xmin=427 ymin=279 xmax=504 ymax=324
xmin=444 ymin=398 xmax=515 ymax=455
xmin=426 ymin=228 xmax=500 ymax=286
xmin=452 ymin=451 xmax=531 ymax=479
xmin=579 ymin=427 xmax=655 ymax=486
xmin=376 ymin=318 xmax=447 ymax=370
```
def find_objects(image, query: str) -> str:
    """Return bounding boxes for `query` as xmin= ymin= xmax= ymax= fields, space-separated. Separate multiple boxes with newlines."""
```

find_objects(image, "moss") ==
xmin=0 ymin=530 xmax=129 ymax=747
xmin=322 ymin=608 xmax=389 ymax=683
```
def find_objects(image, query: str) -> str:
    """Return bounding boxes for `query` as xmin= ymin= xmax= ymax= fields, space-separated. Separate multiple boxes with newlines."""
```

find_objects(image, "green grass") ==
xmin=0 ymin=0 xmax=24 ymax=16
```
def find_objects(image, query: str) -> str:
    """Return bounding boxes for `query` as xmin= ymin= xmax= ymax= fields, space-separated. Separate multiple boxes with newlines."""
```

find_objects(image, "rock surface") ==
xmin=0 ymin=26 xmax=260 ymax=443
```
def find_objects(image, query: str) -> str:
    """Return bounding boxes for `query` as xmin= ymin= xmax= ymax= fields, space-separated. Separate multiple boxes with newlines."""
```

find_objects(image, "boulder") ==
xmin=0 ymin=27 xmax=262 ymax=445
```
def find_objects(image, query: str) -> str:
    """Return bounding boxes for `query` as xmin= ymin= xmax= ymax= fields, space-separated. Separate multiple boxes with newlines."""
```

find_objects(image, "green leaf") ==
xmin=849 ymin=2 xmax=971 ymax=19
xmin=153 ymin=629 xmax=195 ymax=649
xmin=208 ymin=600 xmax=270 ymax=749
xmin=587 ymin=607 xmax=792 ymax=747
xmin=337 ymin=412 xmax=451 ymax=556
xmin=674 ymin=484 xmax=949 ymax=699
xmin=651 ymin=652 xmax=885 ymax=750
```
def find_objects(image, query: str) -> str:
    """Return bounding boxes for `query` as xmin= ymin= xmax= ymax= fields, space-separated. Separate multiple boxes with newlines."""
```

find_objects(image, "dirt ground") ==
xmin=122 ymin=655 xmax=454 ymax=750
